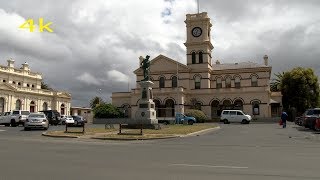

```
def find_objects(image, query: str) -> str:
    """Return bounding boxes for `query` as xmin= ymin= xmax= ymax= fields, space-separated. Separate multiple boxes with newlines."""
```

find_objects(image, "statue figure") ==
xmin=139 ymin=55 xmax=150 ymax=81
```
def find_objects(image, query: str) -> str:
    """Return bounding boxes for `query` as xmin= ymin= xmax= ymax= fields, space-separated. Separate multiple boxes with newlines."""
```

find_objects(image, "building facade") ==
xmin=112 ymin=12 xmax=282 ymax=119
xmin=0 ymin=59 xmax=71 ymax=115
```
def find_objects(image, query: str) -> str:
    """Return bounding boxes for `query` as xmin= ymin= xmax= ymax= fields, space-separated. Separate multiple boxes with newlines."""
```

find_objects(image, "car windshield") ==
xmin=29 ymin=114 xmax=45 ymax=118
xmin=67 ymin=116 xmax=73 ymax=118
xmin=12 ymin=111 xmax=19 ymax=115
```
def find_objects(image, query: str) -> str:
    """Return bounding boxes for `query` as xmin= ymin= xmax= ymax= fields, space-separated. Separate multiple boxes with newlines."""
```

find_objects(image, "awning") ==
xmin=270 ymin=99 xmax=280 ymax=104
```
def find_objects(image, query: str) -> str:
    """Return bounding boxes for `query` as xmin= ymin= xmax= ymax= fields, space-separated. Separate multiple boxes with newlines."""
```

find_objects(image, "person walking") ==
xmin=281 ymin=110 xmax=288 ymax=128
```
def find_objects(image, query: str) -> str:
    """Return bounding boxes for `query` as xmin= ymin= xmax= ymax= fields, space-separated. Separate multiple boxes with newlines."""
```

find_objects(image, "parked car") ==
xmin=314 ymin=117 xmax=320 ymax=131
xmin=302 ymin=108 xmax=320 ymax=129
xmin=65 ymin=116 xmax=75 ymax=125
xmin=158 ymin=113 xmax=196 ymax=125
xmin=0 ymin=111 xmax=12 ymax=126
xmin=9 ymin=110 xmax=30 ymax=126
xmin=39 ymin=110 xmax=61 ymax=125
xmin=220 ymin=110 xmax=251 ymax=124
xmin=24 ymin=113 xmax=49 ymax=130
xmin=72 ymin=115 xmax=85 ymax=127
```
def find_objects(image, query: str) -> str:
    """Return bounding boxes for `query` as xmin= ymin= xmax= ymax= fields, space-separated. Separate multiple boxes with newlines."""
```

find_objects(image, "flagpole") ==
xmin=197 ymin=0 xmax=199 ymax=14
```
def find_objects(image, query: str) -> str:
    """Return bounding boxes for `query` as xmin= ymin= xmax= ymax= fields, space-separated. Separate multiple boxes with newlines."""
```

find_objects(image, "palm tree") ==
xmin=90 ymin=96 xmax=104 ymax=108
xmin=270 ymin=72 xmax=284 ymax=92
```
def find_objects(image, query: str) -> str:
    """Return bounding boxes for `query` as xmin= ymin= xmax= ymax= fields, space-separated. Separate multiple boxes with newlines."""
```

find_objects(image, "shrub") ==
xmin=93 ymin=103 xmax=124 ymax=118
xmin=185 ymin=109 xmax=208 ymax=123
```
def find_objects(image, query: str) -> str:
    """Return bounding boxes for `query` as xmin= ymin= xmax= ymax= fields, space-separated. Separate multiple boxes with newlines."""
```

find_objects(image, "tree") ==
xmin=280 ymin=67 xmax=320 ymax=114
xmin=93 ymin=103 xmax=124 ymax=118
xmin=270 ymin=72 xmax=284 ymax=92
xmin=41 ymin=82 xmax=53 ymax=90
xmin=90 ymin=96 xmax=104 ymax=109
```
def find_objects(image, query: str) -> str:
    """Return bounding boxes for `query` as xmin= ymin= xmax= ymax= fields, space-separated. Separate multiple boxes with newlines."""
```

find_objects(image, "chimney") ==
xmin=22 ymin=62 xmax=30 ymax=71
xmin=7 ymin=58 xmax=15 ymax=68
xmin=263 ymin=55 xmax=268 ymax=66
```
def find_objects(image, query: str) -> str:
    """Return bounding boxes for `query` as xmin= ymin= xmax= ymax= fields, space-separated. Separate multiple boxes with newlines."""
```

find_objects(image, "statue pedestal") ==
xmin=134 ymin=81 xmax=158 ymax=124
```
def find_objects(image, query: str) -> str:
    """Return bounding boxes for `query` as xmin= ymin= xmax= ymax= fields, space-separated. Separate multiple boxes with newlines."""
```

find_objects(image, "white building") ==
xmin=0 ymin=59 xmax=71 ymax=115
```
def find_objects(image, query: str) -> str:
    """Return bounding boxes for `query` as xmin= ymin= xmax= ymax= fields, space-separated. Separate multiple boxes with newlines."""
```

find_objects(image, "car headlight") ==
xmin=43 ymin=119 xmax=47 ymax=122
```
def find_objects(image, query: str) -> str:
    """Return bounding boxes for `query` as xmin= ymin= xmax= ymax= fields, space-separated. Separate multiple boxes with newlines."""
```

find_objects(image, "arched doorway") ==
xmin=211 ymin=100 xmax=220 ymax=118
xmin=30 ymin=101 xmax=35 ymax=112
xmin=222 ymin=99 xmax=232 ymax=110
xmin=153 ymin=99 xmax=163 ymax=117
xmin=165 ymin=99 xmax=175 ymax=117
xmin=16 ymin=99 xmax=22 ymax=110
xmin=43 ymin=102 xmax=48 ymax=111
xmin=0 ymin=98 xmax=4 ymax=113
xmin=234 ymin=99 xmax=244 ymax=111
xmin=60 ymin=104 xmax=65 ymax=115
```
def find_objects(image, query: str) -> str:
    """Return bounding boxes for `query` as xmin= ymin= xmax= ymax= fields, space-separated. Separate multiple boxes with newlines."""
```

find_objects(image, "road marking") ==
xmin=169 ymin=163 xmax=248 ymax=169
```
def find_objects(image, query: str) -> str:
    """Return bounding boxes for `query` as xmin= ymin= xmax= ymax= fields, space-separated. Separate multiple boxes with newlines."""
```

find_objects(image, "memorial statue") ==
xmin=139 ymin=55 xmax=150 ymax=81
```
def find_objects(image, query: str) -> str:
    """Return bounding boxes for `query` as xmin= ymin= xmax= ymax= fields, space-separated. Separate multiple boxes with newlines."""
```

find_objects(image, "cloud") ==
xmin=106 ymin=70 xmax=128 ymax=83
xmin=77 ymin=72 xmax=100 ymax=85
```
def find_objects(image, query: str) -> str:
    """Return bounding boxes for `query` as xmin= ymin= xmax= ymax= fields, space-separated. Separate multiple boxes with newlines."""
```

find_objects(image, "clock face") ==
xmin=192 ymin=27 xmax=202 ymax=37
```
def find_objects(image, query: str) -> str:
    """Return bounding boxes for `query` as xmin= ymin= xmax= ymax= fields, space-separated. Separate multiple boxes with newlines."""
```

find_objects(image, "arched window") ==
xmin=192 ymin=52 xmax=196 ymax=64
xmin=195 ymin=76 xmax=201 ymax=89
xmin=251 ymin=75 xmax=258 ymax=87
xmin=223 ymin=99 xmax=232 ymax=110
xmin=153 ymin=99 xmax=163 ymax=117
xmin=252 ymin=101 xmax=260 ymax=115
xmin=195 ymin=102 xmax=202 ymax=110
xmin=30 ymin=101 xmax=35 ymax=112
xmin=43 ymin=102 xmax=48 ymax=111
xmin=159 ymin=77 xmax=165 ymax=88
xmin=235 ymin=76 xmax=241 ymax=88
xmin=199 ymin=52 xmax=203 ymax=63
xmin=211 ymin=100 xmax=220 ymax=117
xmin=60 ymin=104 xmax=65 ymax=115
xmin=3 ymin=79 xmax=6 ymax=83
xmin=225 ymin=76 xmax=231 ymax=88
xmin=16 ymin=99 xmax=21 ymax=110
xmin=216 ymin=77 xmax=222 ymax=89
xmin=172 ymin=76 xmax=177 ymax=88
xmin=0 ymin=97 xmax=5 ymax=113
xmin=165 ymin=99 xmax=175 ymax=117
xmin=234 ymin=99 xmax=243 ymax=111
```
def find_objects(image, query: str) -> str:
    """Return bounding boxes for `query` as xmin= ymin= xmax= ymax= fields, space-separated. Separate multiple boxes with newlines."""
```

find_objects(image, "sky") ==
xmin=0 ymin=0 xmax=319 ymax=107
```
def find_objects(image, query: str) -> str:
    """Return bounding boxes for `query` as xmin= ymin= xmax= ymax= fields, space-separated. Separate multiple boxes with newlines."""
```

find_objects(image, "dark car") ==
xmin=302 ymin=108 xmax=320 ymax=129
xmin=72 ymin=115 xmax=85 ymax=127
xmin=39 ymin=110 xmax=61 ymax=125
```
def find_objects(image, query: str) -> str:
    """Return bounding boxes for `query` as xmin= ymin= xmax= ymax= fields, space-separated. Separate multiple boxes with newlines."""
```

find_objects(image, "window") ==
xmin=222 ymin=111 xmax=229 ymax=115
xmin=16 ymin=99 xmax=21 ymax=110
xmin=172 ymin=76 xmax=177 ymax=88
xmin=32 ymin=84 xmax=35 ymax=88
xmin=192 ymin=52 xmax=196 ymax=64
xmin=199 ymin=52 xmax=203 ymax=63
xmin=195 ymin=76 xmax=201 ymax=89
xmin=235 ymin=76 xmax=241 ymax=88
xmin=237 ymin=111 xmax=244 ymax=115
xmin=18 ymin=82 xmax=21 ymax=86
xmin=216 ymin=77 xmax=222 ymax=89
xmin=252 ymin=102 xmax=260 ymax=115
xmin=195 ymin=102 xmax=202 ymax=110
xmin=12 ymin=81 xmax=16 ymax=84
xmin=225 ymin=77 xmax=231 ymax=88
xmin=230 ymin=111 xmax=237 ymax=115
xmin=3 ymin=80 xmax=6 ymax=82
xmin=159 ymin=77 xmax=165 ymax=88
xmin=251 ymin=75 xmax=258 ymax=87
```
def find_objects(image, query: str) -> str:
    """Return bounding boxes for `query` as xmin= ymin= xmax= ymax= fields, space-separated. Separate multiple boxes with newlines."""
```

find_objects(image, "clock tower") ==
xmin=184 ymin=12 xmax=213 ymax=69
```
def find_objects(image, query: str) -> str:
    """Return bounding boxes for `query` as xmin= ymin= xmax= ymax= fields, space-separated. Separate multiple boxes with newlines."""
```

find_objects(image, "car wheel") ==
xmin=241 ymin=119 xmax=248 ymax=124
xmin=24 ymin=127 xmax=30 ymax=131
xmin=223 ymin=119 xmax=229 ymax=124
xmin=44 ymin=124 xmax=49 ymax=130
xmin=4 ymin=123 xmax=10 ymax=127
xmin=10 ymin=119 xmax=17 ymax=127
xmin=188 ymin=120 xmax=194 ymax=125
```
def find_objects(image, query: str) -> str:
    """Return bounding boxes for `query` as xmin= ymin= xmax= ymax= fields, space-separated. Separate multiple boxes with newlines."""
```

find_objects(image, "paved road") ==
xmin=1 ymin=122 xmax=320 ymax=180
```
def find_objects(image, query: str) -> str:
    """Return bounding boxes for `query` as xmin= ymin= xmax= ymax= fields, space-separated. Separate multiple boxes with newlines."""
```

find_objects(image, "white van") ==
xmin=220 ymin=110 xmax=251 ymax=124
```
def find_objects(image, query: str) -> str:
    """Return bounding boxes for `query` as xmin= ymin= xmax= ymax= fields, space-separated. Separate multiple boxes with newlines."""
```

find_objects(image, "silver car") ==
xmin=24 ymin=113 xmax=49 ymax=131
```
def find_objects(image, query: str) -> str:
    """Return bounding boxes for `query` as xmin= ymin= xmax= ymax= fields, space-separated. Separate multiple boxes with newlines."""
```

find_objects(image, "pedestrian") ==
xmin=281 ymin=110 xmax=288 ymax=128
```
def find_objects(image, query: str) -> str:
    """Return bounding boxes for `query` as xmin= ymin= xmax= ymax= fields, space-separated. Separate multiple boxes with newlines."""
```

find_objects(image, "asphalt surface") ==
xmin=1 ymin=122 xmax=320 ymax=180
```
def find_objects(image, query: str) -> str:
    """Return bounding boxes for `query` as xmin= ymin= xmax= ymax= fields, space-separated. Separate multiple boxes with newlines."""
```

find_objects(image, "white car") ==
xmin=65 ymin=116 xmax=74 ymax=125
xmin=0 ymin=112 xmax=12 ymax=126
xmin=220 ymin=110 xmax=251 ymax=124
